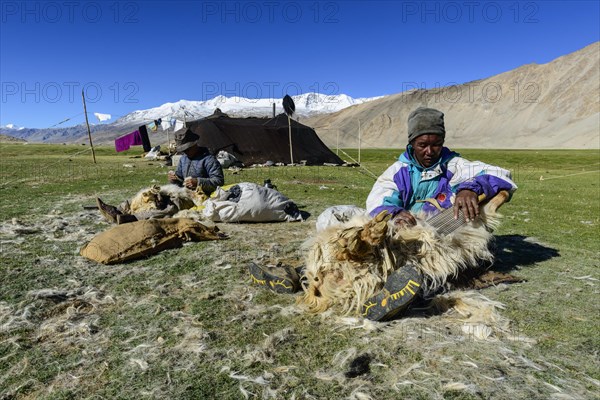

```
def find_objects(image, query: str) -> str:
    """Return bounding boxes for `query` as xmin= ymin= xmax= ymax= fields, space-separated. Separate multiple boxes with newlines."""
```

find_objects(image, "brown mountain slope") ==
xmin=0 ymin=134 xmax=26 ymax=143
xmin=305 ymin=42 xmax=599 ymax=149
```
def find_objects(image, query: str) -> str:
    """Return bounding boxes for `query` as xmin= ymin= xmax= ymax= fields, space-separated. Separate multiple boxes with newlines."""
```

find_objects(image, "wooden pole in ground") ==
xmin=288 ymin=115 xmax=294 ymax=165
xmin=358 ymin=119 xmax=361 ymax=164
xmin=282 ymin=95 xmax=296 ymax=165
xmin=81 ymin=89 xmax=96 ymax=164
xmin=166 ymin=126 xmax=171 ymax=155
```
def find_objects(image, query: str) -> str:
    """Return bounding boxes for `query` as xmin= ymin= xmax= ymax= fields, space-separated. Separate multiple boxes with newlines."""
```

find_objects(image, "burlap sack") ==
xmin=80 ymin=218 xmax=226 ymax=264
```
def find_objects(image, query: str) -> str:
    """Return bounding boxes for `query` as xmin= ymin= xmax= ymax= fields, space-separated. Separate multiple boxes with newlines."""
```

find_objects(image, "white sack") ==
xmin=202 ymin=182 xmax=303 ymax=223
xmin=315 ymin=205 xmax=367 ymax=232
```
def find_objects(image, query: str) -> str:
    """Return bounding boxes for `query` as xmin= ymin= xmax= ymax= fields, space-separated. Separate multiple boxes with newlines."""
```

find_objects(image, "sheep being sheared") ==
xmin=128 ymin=184 xmax=206 ymax=214
xmin=298 ymin=191 xmax=509 ymax=317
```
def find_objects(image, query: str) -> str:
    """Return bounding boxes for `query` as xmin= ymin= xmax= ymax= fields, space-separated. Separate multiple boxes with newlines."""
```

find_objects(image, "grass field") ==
xmin=0 ymin=143 xmax=598 ymax=399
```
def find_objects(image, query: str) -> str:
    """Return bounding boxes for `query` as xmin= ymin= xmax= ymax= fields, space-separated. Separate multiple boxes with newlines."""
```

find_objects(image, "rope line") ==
xmin=336 ymin=148 xmax=379 ymax=180
xmin=539 ymin=170 xmax=600 ymax=181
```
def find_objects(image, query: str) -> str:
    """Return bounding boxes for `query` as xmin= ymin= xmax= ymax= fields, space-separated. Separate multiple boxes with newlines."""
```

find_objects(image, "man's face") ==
xmin=183 ymin=145 xmax=199 ymax=158
xmin=411 ymin=134 xmax=444 ymax=168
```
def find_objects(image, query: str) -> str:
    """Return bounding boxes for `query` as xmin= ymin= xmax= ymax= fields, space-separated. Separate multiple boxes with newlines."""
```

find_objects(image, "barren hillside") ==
xmin=305 ymin=42 xmax=600 ymax=149
xmin=0 ymin=134 xmax=26 ymax=143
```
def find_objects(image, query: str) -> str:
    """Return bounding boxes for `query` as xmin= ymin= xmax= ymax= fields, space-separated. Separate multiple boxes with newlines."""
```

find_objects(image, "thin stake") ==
xmin=288 ymin=115 xmax=294 ymax=165
xmin=358 ymin=119 xmax=361 ymax=165
xmin=167 ymin=126 xmax=171 ymax=155
xmin=282 ymin=94 xmax=296 ymax=165
xmin=81 ymin=89 xmax=96 ymax=164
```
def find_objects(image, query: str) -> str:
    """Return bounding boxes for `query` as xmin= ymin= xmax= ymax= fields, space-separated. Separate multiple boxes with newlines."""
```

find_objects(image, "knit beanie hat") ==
xmin=407 ymin=107 xmax=446 ymax=143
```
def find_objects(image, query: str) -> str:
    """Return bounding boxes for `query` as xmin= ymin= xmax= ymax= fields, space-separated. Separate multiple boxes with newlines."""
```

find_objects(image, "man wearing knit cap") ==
xmin=359 ymin=107 xmax=518 ymax=321
xmin=367 ymin=106 xmax=517 ymax=226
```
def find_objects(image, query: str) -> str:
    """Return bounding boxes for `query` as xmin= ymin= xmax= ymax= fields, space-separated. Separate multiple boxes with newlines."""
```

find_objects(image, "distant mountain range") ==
xmin=305 ymin=42 xmax=599 ymax=149
xmin=3 ymin=42 xmax=598 ymax=149
xmin=115 ymin=93 xmax=381 ymax=125
xmin=0 ymin=93 xmax=380 ymax=144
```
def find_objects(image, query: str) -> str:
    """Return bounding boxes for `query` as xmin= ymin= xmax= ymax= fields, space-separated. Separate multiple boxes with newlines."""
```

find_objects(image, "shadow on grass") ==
xmin=493 ymin=234 xmax=560 ymax=272
xmin=404 ymin=235 xmax=560 ymax=317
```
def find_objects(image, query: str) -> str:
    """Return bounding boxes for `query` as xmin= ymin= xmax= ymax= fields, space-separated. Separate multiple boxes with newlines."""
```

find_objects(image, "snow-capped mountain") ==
xmin=116 ymin=93 xmax=381 ymax=125
xmin=3 ymin=124 xmax=25 ymax=130
xmin=0 ymin=93 xmax=381 ymax=144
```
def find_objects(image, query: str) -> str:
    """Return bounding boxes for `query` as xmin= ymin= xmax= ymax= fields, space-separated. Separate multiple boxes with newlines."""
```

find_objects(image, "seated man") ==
xmin=97 ymin=129 xmax=225 ymax=224
xmin=167 ymin=129 xmax=225 ymax=195
xmin=367 ymin=107 xmax=516 ymax=224
xmin=360 ymin=107 xmax=517 ymax=320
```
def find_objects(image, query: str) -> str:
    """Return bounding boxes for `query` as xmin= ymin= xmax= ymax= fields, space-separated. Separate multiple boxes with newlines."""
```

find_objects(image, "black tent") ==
xmin=183 ymin=113 xmax=343 ymax=166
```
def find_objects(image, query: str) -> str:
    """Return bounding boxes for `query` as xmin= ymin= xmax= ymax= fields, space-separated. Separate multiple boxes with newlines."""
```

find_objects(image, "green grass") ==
xmin=0 ymin=143 xmax=599 ymax=399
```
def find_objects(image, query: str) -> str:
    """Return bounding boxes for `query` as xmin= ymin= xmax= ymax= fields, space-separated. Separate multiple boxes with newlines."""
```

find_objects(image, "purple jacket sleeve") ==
xmin=451 ymin=159 xmax=517 ymax=198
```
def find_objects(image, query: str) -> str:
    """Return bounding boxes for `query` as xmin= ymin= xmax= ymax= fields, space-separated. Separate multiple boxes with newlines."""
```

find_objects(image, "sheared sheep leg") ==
xmin=483 ymin=190 xmax=510 ymax=214
xmin=360 ymin=210 xmax=391 ymax=246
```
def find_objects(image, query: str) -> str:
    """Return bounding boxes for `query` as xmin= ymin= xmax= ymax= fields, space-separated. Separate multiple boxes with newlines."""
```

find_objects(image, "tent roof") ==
xmin=185 ymin=113 xmax=343 ymax=166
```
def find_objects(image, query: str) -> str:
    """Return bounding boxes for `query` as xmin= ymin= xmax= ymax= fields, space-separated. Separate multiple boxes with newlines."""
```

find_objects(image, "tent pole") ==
xmin=81 ymin=89 xmax=96 ymax=164
xmin=288 ymin=115 xmax=294 ymax=165
xmin=282 ymin=94 xmax=296 ymax=166
xmin=358 ymin=119 xmax=361 ymax=165
xmin=167 ymin=127 xmax=171 ymax=155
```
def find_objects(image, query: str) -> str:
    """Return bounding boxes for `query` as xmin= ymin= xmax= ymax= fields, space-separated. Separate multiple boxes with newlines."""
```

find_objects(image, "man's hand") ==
xmin=168 ymin=171 xmax=181 ymax=183
xmin=393 ymin=210 xmax=417 ymax=228
xmin=454 ymin=190 xmax=479 ymax=222
xmin=184 ymin=177 xmax=198 ymax=190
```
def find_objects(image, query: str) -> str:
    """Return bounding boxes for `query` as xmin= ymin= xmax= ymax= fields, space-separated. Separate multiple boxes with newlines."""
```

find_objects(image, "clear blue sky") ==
xmin=1 ymin=0 xmax=598 ymax=128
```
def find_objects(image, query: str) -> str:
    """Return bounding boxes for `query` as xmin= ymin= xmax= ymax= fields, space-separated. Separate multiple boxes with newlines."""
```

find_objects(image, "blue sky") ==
xmin=1 ymin=0 xmax=599 ymax=128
